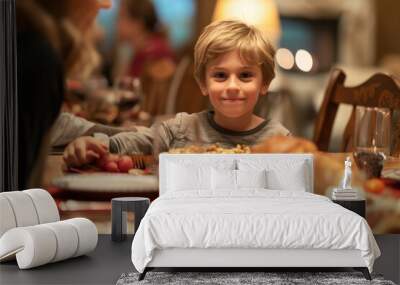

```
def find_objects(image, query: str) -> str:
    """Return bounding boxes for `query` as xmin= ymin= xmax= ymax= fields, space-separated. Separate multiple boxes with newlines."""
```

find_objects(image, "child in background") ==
xmin=63 ymin=20 xmax=290 ymax=167
xmin=117 ymin=0 xmax=175 ymax=78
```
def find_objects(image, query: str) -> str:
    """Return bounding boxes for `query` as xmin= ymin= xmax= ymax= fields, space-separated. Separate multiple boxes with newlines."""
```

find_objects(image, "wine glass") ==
xmin=353 ymin=106 xmax=391 ymax=178
xmin=114 ymin=76 xmax=143 ymax=108
xmin=112 ymin=76 xmax=145 ymax=124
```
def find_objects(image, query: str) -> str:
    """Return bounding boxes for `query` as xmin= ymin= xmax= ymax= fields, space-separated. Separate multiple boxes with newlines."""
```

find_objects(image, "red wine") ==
xmin=353 ymin=151 xmax=385 ymax=178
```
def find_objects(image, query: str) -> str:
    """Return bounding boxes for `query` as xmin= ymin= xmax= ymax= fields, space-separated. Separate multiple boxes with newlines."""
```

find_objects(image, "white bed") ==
xmin=131 ymin=154 xmax=380 ymax=280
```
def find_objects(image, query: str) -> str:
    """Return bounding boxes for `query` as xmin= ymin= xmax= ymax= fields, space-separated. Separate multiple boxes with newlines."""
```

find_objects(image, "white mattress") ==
xmin=131 ymin=190 xmax=380 ymax=273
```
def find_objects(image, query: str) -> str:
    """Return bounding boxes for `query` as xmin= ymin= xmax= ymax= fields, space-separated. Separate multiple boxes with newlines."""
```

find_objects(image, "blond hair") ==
xmin=16 ymin=0 xmax=100 ymax=80
xmin=194 ymin=20 xmax=276 ymax=87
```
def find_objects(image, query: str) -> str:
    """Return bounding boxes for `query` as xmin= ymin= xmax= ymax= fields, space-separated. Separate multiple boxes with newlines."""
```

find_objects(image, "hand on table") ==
xmin=63 ymin=136 xmax=108 ymax=167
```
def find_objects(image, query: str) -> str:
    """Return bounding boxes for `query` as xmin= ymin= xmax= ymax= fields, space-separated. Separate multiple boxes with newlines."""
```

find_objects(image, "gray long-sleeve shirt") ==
xmin=109 ymin=110 xmax=290 ymax=154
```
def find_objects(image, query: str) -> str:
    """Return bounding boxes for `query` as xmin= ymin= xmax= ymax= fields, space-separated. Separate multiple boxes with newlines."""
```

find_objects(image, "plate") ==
xmin=382 ymin=169 xmax=400 ymax=181
xmin=52 ymin=174 xmax=158 ymax=193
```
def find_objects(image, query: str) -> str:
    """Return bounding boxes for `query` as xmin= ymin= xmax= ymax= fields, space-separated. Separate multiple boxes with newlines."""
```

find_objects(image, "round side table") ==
xmin=111 ymin=197 xmax=150 ymax=242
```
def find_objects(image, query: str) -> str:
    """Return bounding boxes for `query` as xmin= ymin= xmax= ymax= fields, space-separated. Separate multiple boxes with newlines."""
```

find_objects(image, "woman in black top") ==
xmin=16 ymin=0 xmax=111 ymax=188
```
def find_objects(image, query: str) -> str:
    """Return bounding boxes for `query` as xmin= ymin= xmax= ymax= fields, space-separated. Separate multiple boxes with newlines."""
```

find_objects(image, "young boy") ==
xmin=64 ymin=20 xmax=290 ymax=167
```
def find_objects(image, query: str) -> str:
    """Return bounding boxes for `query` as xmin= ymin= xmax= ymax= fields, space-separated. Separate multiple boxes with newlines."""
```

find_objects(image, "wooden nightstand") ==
xmin=332 ymin=199 xmax=366 ymax=218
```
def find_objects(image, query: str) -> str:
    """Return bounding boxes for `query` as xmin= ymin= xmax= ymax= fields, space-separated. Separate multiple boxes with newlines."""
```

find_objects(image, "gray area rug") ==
xmin=116 ymin=271 xmax=395 ymax=285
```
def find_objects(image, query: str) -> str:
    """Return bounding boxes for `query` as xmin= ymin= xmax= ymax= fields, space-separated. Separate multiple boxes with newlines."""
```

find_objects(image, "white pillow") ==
xmin=238 ymin=159 xmax=308 ymax=192
xmin=266 ymin=167 xmax=307 ymax=191
xmin=167 ymin=163 xmax=211 ymax=191
xmin=212 ymin=168 xmax=237 ymax=190
xmin=236 ymin=169 xmax=267 ymax=188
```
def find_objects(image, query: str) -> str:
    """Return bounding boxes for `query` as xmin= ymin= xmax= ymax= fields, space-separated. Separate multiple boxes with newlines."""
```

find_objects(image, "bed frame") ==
xmin=140 ymin=248 xmax=371 ymax=280
xmin=138 ymin=154 xmax=371 ymax=280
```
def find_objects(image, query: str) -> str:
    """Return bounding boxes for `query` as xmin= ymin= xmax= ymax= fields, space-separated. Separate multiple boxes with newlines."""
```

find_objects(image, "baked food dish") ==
xmin=169 ymin=144 xmax=250 ymax=154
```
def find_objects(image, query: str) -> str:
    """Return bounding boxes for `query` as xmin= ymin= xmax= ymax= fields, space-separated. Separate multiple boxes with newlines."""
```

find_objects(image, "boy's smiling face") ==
xmin=201 ymin=50 xmax=268 ymax=119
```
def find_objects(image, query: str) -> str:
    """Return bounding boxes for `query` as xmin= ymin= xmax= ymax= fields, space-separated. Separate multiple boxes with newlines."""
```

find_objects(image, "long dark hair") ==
xmin=16 ymin=0 xmax=100 ymax=79
xmin=124 ymin=0 xmax=163 ymax=34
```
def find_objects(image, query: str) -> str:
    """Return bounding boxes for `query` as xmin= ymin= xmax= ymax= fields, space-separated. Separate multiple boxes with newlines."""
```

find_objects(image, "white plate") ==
xmin=52 ymin=174 xmax=158 ymax=193
xmin=382 ymin=169 xmax=400 ymax=180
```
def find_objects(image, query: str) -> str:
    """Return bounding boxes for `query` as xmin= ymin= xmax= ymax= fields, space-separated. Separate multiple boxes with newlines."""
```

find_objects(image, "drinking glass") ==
xmin=114 ymin=76 xmax=143 ymax=107
xmin=353 ymin=106 xmax=391 ymax=178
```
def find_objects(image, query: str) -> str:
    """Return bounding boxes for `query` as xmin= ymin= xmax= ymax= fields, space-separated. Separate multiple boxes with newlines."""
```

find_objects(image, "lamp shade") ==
xmin=212 ymin=0 xmax=281 ymax=46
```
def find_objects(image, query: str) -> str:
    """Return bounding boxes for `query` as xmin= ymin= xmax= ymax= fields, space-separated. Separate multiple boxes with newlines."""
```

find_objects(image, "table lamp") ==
xmin=212 ymin=0 xmax=281 ymax=46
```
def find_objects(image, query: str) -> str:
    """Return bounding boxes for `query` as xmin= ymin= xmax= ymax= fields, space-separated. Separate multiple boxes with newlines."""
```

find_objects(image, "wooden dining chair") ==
xmin=313 ymin=68 xmax=400 ymax=155
xmin=165 ymin=55 xmax=209 ymax=115
xmin=140 ymin=57 xmax=176 ymax=116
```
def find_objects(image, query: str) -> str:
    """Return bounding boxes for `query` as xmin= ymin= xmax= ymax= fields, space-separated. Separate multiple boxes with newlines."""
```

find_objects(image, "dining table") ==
xmin=42 ymin=151 xmax=158 ymax=200
xmin=41 ymin=151 xmax=400 ymax=234
xmin=40 ymin=152 xmax=158 ymax=234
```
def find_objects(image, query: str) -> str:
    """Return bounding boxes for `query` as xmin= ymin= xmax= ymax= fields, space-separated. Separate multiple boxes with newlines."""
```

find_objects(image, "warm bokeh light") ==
xmin=213 ymin=0 xmax=281 ymax=46
xmin=276 ymin=48 xmax=295 ymax=70
xmin=295 ymin=49 xmax=313 ymax=72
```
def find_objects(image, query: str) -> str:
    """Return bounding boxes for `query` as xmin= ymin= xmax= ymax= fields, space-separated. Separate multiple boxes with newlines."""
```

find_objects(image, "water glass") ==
xmin=353 ymin=106 xmax=391 ymax=178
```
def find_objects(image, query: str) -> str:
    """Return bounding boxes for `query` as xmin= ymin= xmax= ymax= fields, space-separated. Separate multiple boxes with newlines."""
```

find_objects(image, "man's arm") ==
xmin=109 ymin=117 xmax=179 ymax=155
xmin=84 ymin=124 xmax=137 ymax=137
xmin=51 ymin=112 xmax=137 ymax=147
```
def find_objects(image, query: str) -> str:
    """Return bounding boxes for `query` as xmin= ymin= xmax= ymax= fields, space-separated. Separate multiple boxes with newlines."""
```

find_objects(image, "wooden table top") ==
xmin=42 ymin=152 xmax=399 ymax=194
xmin=41 ymin=152 xmax=399 ymax=233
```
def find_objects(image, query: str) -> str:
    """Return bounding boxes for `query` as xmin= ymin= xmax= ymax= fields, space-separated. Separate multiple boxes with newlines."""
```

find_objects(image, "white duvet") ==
xmin=131 ymin=190 xmax=380 ymax=273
